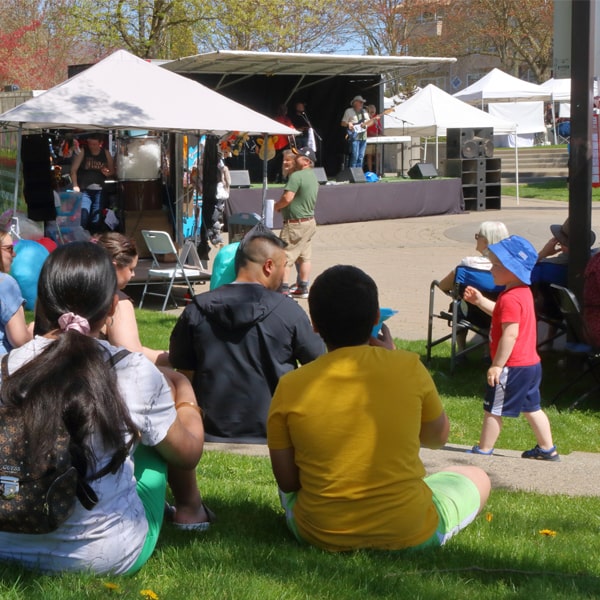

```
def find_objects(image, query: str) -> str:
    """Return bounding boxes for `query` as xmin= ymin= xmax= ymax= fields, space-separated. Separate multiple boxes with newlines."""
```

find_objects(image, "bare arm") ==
xmin=419 ymin=411 xmax=450 ymax=449
xmin=274 ymin=190 xmax=295 ymax=212
xmin=107 ymin=297 xmax=169 ymax=365
xmin=437 ymin=269 xmax=457 ymax=292
xmin=269 ymin=447 xmax=300 ymax=493
xmin=103 ymin=149 xmax=115 ymax=177
xmin=537 ymin=237 xmax=560 ymax=261
xmin=5 ymin=306 xmax=32 ymax=348
xmin=463 ymin=285 xmax=496 ymax=316
xmin=70 ymin=150 xmax=84 ymax=190
xmin=487 ymin=322 xmax=519 ymax=386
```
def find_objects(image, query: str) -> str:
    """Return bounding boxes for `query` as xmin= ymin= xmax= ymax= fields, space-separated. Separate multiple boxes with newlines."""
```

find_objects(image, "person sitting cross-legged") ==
xmin=267 ymin=265 xmax=490 ymax=552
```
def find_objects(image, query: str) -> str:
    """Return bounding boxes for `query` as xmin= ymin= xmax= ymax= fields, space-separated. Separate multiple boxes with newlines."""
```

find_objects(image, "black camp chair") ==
xmin=426 ymin=266 xmax=504 ymax=372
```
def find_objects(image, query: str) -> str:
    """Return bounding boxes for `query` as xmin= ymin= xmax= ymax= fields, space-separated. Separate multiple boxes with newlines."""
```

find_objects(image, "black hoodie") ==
xmin=170 ymin=283 xmax=325 ymax=443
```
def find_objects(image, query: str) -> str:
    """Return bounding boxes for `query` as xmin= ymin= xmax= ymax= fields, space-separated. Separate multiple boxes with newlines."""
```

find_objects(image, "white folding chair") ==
xmin=139 ymin=230 xmax=210 ymax=312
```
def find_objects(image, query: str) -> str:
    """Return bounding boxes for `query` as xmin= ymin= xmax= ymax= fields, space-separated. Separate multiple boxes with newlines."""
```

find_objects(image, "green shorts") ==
xmin=279 ymin=471 xmax=480 ymax=549
xmin=124 ymin=445 xmax=168 ymax=575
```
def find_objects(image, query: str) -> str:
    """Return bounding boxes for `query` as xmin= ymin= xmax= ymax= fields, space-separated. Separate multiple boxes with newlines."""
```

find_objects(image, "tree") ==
xmin=68 ymin=0 xmax=208 ymax=59
xmin=198 ymin=0 xmax=350 ymax=53
xmin=0 ymin=0 xmax=96 ymax=89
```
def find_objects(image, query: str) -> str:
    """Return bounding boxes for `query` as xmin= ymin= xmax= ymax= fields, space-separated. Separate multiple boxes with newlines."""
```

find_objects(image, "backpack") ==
xmin=0 ymin=348 xmax=130 ymax=534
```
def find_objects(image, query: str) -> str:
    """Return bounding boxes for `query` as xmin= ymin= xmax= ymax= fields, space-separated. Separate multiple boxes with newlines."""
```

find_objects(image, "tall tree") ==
xmin=68 ymin=0 xmax=208 ymax=59
xmin=199 ymin=0 xmax=350 ymax=53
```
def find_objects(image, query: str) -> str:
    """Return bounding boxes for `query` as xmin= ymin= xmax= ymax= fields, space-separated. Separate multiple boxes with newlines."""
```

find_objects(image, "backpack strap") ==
xmin=107 ymin=348 xmax=131 ymax=368
xmin=1 ymin=354 xmax=8 ymax=381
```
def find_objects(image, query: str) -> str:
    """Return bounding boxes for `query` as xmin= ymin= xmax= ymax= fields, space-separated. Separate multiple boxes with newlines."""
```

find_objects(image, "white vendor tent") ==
xmin=0 ymin=49 xmax=297 ymax=136
xmin=383 ymin=84 xmax=521 ymax=197
xmin=0 ymin=49 xmax=297 ymax=220
xmin=453 ymin=68 xmax=550 ymax=150
xmin=453 ymin=68 xmax=551 ymax=106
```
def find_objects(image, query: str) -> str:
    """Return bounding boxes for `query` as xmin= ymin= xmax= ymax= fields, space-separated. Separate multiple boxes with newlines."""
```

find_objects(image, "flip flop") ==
xmin=165 ymin=502 xmax=216 ymax=532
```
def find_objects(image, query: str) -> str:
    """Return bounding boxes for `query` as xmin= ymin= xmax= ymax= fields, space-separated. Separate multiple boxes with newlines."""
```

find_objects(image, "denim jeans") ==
xmin=80 ymin=188 xmax=103 ymax=231
xmin=350 ymin=139 xmax=367 ymax=168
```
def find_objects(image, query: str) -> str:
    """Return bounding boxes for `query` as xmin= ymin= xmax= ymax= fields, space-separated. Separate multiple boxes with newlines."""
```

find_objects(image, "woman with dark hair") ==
xmin=0 ymin=242 xmax=208 ymax=574
xmin=93 ymin=232 xmax=169 ymax=365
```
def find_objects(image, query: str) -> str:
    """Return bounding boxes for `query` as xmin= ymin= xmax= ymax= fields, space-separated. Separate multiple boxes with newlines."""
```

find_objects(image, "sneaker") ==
xmin=289 ymin=283 xmax=299 ymax=293
xmin=521 ymin=444 xmax=560 ymax=461
xmin=290 ymin=287 xmax=309 ymax=299
xmin=466 ymin=444 xmax=494 ymax=455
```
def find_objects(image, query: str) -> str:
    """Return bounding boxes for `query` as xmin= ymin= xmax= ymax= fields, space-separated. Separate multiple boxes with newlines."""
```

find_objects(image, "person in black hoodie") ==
xmin=169 ymin=229 xmax=325 ymax=444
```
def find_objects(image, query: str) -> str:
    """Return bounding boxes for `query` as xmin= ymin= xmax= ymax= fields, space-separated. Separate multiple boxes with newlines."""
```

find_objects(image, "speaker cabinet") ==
xmin=229 ymin=170 xmax=251 ymax=188
xmin=336 ymin=167 xmax=366 ymax=183
xmin=407 ymin=163 xmax=438 ymax=179
xmin=313 ymin=167 xmax=328 ymax=184
xmin=447 ymin=128 xmax=494 ymax=159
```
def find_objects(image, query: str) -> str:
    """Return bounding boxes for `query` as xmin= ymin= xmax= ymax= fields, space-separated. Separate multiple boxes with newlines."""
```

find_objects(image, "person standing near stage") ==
xmin=275 ymin=147 xmax=319 ymax=299
xmin=365 ymin=104 xmax=383 ymax=174
xmin=341 ymin=95 xmax=370 ymax=169
xmin=289 ymin=101 xmax=310 ymax=149
xmin=71 ymin=133 xmax=114 ymax=232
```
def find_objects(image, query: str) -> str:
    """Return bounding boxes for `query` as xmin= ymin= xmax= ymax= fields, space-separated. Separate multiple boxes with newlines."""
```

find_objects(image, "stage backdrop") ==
xmin=226 ymin=178 xmax=464 ymax=227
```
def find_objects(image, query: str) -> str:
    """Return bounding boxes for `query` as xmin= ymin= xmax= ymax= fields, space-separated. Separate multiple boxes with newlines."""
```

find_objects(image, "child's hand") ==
xmin=487 ymin=365 xmax=503 ymax=387
xmin=369 ymin=323 xmax=395 ymax=350
xmin=462 ymin=286 xmax=481 ymax=306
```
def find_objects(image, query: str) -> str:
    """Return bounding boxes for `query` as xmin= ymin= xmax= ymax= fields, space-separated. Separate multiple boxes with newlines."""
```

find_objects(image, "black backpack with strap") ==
xmin=0 ymin=348 xmax=130 ymax=534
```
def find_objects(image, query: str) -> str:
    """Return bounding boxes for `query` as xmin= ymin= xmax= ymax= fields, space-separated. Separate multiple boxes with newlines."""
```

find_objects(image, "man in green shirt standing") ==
xmin=274 ymin=147 xmax=319 ymax=299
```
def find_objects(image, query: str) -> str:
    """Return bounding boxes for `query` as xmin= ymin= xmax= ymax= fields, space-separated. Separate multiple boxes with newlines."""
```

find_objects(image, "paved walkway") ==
xmin=189 ymin=196 xmax=600 ymax=497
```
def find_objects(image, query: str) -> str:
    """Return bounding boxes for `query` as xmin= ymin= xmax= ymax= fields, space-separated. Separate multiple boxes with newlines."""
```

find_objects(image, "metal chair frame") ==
xmin=426 ymin=266 xmax=503 ymax=373
xmin=139 ymin=230 xmax=209 ymax=312
xmin=549 ymin=284 xmax=600 ymax=410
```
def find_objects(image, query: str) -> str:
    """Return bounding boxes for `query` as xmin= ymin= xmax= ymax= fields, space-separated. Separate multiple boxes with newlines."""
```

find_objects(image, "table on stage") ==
xmin=366 ymin=135 xmax=411 ymax=176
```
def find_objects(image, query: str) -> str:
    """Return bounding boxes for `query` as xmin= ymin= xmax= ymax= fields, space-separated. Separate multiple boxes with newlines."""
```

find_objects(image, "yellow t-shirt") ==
xmin=267 ymin=346 xmax=443 ymax=551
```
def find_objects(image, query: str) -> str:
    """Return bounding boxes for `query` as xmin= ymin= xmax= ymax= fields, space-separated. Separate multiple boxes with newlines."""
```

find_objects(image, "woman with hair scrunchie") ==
xmin=0 ymin=241 xmax=210 ymax=575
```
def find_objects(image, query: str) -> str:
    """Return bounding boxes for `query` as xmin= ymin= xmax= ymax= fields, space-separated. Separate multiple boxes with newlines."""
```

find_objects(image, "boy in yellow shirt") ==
xmin=267 ymin=265 xmax=490 ymax=551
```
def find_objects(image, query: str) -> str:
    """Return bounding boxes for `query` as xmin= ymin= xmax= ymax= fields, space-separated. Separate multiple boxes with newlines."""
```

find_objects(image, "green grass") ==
xmin=6 ymin=310 xmax=598 ymax=598
xmin=502 ymin=180 xmax=600 ymax=202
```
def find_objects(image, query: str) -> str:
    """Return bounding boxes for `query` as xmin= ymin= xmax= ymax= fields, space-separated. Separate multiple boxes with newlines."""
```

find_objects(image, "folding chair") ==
xmin=426 ymin=266 xmax=504 ymax=372
xmin=139 ymin=230 xmax=210 ymax=312
xmin=531 ymin=261 xmax=568 ymax=350
xmin=549 ymin=284 xmax=600 ymax=410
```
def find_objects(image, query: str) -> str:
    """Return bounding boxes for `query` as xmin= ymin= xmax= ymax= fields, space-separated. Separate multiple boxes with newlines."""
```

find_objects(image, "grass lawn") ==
xmin=502 ymin=180 xmax=600 ymax=202
xmin=9 ymin=299 xmax=599 ymax=597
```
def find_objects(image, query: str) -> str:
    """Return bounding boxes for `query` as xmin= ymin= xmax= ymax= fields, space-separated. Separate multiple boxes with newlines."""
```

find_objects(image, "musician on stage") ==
xmin=341 ymin=95 xmax=370 ymax=169
xmin=289 ymin=101 xmax=310 ymax=149
xmin=365 ymin=104 xmax=383 ymax=174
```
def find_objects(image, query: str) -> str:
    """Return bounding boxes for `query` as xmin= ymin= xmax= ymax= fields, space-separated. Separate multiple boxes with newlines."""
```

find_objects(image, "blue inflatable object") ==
xmin=364 ymin=171 xmax=379 ymax=182
xmin=210 ymin=242 xmax=240 ymax=290
xmin=11 ymin=240 xmax=50 ymax=310
xmin=371 ymin=307 xmax=398 ymax=338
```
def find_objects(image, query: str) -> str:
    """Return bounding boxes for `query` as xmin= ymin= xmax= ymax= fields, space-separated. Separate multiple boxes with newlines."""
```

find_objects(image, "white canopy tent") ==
xmin=453 ymin=68 xmax=551 ymax=150
xmin=383 ymin=84 xmax=521 ymax=200
xmin=453 ymin=68 xmax=551 ymax=106
xmin=0 ymin=49 xmax=298 ymax=219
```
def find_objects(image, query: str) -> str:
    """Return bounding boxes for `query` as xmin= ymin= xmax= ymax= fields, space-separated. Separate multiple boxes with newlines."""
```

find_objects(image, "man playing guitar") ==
xmin=341 ymin=95 xmax=370 ymax=169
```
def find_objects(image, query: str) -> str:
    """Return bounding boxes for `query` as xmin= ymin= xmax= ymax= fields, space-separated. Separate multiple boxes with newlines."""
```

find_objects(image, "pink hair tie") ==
xmin=58 ymin=312 xmax=91 ymax=335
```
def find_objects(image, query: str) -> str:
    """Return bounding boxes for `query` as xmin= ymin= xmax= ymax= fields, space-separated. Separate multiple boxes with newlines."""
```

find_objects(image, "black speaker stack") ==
xmin=336 ymin=167 xmax=366 ymax=183
xmin=445 ymin=128 xmax=501 ymax=211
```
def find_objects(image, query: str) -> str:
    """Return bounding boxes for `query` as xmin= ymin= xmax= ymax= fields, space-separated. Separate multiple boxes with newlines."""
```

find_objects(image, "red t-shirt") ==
xmin=490 ymin=286 xmax=539 ymax=366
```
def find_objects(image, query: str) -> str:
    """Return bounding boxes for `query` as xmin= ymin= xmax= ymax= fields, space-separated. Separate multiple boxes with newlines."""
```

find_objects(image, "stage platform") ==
xmin=226 ymin=178 xmax=464 ymax=227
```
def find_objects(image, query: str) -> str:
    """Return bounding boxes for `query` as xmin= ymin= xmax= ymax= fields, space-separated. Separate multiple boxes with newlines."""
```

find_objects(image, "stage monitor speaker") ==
xmin=313 ymin=167 xmax=328 ymax=184
xmin=447 ymin=127 xmax=494 ymax=159
xmin=336 ymin=167 xmax=366 ymax=183
xmin=407 ymin=163 xmax=438 ymax=179
xmin=229 ymin=170 xmax=251 ymax=188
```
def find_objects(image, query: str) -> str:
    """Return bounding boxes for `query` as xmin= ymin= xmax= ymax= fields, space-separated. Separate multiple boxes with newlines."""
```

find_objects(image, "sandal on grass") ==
xmin=521 ymin=444 xmax=560 ymax=462
xmin=164 ymin=502 xmax=216 ymax=532
xmin=467 ymin=445 xmax=494 ymax=455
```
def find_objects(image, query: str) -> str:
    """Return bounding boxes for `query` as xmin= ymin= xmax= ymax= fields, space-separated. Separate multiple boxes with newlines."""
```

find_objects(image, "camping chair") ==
xmin=139 ymin=230 xmax=210 ymax=312
xmin=426 ymin=266 xmax=504 ymax=373
xmin=549 ymin=284 xmax=600 ymax=410
xmin=531 ymin=262 xmax=568 ymax=350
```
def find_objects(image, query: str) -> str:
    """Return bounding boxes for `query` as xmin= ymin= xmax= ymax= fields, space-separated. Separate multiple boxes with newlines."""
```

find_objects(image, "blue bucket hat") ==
xmin=487 ymin=235 xmax=538 ymax=285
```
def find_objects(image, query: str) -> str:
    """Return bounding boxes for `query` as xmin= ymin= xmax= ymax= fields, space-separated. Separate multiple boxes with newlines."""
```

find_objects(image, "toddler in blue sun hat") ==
xmin=462 ymin=235 xmax=559 ymax=461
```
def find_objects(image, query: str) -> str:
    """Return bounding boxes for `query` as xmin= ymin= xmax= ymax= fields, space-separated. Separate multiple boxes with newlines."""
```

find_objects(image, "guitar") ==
xmin=255 ymin=136 xmax=277 ymax=161
xmin=346 ymin=106 xmax=398 ymax=141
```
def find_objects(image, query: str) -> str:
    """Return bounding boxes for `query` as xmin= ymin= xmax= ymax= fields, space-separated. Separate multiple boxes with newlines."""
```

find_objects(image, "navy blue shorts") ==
xmin=483 ymin=363 xmax=542 ymax=417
